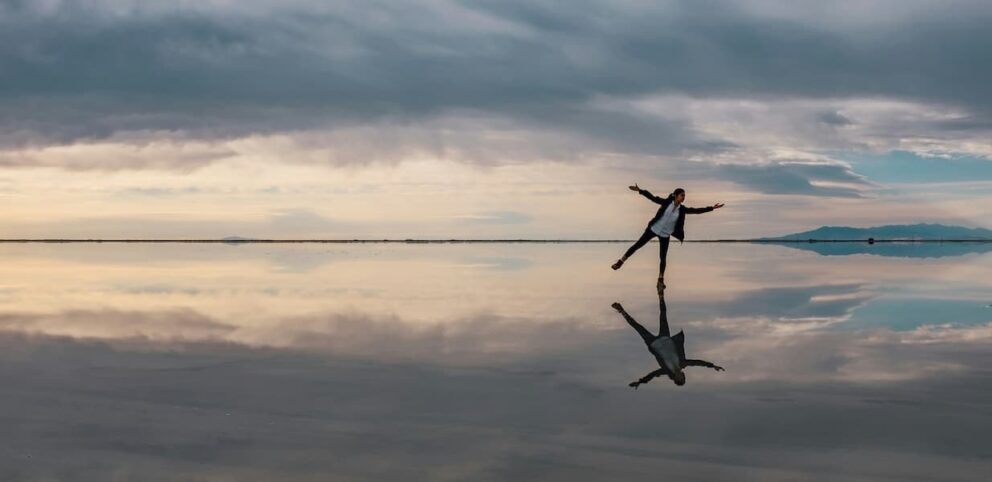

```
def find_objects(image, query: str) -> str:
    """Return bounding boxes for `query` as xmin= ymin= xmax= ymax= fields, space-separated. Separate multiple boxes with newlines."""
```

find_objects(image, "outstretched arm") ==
xmin=628 ymin=184 xmax=666 ymax=205
xmin=684 ymin=203 xmax=724 ymax=214
xmin=629 ymin=368 xmax=667 ymax=389
xmin=684 ymin=359 xmax=725 ymax=371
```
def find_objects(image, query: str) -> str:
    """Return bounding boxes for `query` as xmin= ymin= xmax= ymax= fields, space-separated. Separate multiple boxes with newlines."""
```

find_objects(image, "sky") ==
xmin=2 ymin=0 xmax=992 ymax=239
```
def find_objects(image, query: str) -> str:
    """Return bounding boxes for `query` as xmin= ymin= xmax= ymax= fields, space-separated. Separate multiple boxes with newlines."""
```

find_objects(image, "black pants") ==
xmin=622 ymin=228 xmax=671 ymax=276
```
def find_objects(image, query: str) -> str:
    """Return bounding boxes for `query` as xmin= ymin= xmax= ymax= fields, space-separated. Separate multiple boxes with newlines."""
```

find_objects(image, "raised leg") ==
xmin=614 ymin=229 xmax=656 ymax=270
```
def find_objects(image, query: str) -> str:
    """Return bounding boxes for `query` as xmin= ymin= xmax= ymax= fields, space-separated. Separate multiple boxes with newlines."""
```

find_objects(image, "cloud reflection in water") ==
xmin=0 ymin=243 xmax=990 ymax=480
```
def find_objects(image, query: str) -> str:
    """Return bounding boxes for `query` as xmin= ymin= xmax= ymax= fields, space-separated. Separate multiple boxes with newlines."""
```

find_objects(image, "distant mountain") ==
xmin=762 ymin=224 xmax=992 ymax=241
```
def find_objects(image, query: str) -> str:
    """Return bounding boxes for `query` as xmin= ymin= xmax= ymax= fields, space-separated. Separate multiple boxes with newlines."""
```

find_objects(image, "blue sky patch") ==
xmin=837 ymin=150 xmax=992 ymax=184
xmin=838 ymin=297 xmax=991 ymax=331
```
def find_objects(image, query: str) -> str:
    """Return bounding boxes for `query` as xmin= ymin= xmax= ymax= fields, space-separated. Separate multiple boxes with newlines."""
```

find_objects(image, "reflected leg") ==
xmin=616 ymin=308 xmax=656 ymax=345
xmin=657 ymin=292 xmax=671 ymax=338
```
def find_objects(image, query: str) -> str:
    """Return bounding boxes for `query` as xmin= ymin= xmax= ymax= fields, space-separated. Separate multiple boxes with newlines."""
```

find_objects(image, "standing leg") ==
xmin=657 ymin=236 xmax=670 ymax=291
xmin=613 ymin=228 xmax=656 ymax=270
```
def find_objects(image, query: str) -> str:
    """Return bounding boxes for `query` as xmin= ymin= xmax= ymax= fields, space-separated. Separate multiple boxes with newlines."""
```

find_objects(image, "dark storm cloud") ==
xmin=2 ymin=0 xmax=991 ymax=168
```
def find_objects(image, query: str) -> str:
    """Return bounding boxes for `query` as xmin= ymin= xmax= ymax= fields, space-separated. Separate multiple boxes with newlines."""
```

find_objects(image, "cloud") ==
xmin=452 ymin=211 xmax=533 ymax=225
xmin=684 ymin=283 xmax=871 ymax=322
xmin=670 ymin=158 xmax=874 ymax=197
xmin=0 ymin=308 xmax=235 ymax=340
xmin=0 ymin=209 xmax=354 ymax=239
xmin=815 ymin=110 xmax=854 ymax=127
xmin=2 ymin=315 xmax=992 ymax=480
xmin=0 ymin=136 xmax=234 ymax=171
xmin=2 ymin=0 xmax=992 ymax=172
xmin=0 ymin=284 xmax=975 ymax=385
xmin=713 ymin=160 xmax=873 ymax=197
xmin=0 ymin=206 xmax=544 ymax=239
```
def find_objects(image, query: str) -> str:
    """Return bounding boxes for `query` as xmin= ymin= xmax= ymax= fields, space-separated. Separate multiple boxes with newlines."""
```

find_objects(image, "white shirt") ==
xmin=649 ymin=202 xmax=680 ymax=237
xmin=649 ymin=336 xmax=681 ymax=373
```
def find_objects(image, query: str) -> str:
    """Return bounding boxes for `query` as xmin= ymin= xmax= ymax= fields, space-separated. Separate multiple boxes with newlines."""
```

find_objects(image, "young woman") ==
xmin=612 ymin=184 xmax=724 ymax=291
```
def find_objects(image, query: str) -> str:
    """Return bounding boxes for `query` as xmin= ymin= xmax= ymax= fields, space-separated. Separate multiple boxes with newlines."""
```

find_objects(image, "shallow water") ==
xmin=1 ymin=242 xmax=990 ymax=481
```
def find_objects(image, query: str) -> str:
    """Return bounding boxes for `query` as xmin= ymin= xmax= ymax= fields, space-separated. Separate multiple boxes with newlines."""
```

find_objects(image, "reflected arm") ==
xmin=629 ymin=368 xmax=667 ymax=389
xmin=684 ymin=359 xmax=724 ymax=371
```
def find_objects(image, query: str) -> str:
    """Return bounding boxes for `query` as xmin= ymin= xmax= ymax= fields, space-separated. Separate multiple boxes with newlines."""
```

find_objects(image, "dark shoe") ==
xmin=611 ymin=259 xmax=624 ymax=270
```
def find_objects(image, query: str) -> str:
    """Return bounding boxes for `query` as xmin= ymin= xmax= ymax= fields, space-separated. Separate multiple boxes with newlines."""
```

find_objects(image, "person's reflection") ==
xmin=612 ymin=292 xmax=724 ymax=388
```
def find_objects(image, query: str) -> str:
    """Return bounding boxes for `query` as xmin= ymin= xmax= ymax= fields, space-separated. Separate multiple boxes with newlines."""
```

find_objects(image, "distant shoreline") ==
xmin=1 ymin=239 xmax=991 ymax=244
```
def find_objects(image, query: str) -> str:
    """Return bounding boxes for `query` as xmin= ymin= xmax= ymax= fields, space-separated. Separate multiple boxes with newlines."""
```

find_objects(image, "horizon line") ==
xmin=2 ymin=239 xmax=991 ymax=244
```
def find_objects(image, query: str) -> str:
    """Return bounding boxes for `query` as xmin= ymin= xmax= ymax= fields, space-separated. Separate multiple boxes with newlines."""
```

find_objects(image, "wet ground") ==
xmin=1 ymin=242 xmax=990 ymax=481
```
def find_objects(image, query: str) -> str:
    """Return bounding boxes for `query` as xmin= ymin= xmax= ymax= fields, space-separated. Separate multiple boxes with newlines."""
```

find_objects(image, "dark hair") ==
xmin=673 ymin=188 xmax=685 ymax=197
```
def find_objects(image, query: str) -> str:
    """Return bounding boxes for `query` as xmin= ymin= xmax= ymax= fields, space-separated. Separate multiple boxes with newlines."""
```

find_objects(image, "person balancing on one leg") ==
xmin=611 ymin=184 xmax=724 ymax=291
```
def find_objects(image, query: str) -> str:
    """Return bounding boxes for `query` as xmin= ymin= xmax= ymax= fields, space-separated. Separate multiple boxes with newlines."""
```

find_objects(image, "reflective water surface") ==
xmin=1 ymin=242 xmax=990 ymax=481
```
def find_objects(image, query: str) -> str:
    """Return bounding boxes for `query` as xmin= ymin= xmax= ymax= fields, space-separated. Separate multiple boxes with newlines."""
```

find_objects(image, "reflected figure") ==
xmin=612 ymin=292 xmax=724 ymax=388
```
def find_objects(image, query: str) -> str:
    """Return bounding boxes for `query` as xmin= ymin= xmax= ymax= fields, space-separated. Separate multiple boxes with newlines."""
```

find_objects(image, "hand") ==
xmin=712 ymin=203 xmax=725 ymax=209
xmin=611 ymin=302 xmax=624 ymax=312
xmin=628 ymin=381 xmax=640 ymax=389
xmin=628 ymin=184 xmax=640 ymax=192
xmin=714 ymin=365 xmax=725 ymax=372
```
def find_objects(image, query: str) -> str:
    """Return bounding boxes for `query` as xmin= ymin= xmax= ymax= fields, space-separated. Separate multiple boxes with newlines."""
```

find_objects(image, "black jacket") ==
xmin=638 ymin=189 xmax=713 ymax=242
xmin=633 ymin=330 xmax=721 ymax=387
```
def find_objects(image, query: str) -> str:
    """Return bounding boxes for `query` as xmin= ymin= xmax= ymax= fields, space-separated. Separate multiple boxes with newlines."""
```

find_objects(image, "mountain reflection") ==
xmin=613 ymin=291 xmax=724 ymax=388
xmin=763 ymin=240 xmax=992 ymax=258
